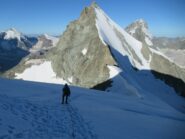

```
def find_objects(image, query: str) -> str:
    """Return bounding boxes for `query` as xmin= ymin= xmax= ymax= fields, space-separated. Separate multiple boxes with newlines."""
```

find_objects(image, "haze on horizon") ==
xmin=0 ymin=0 xmax=185 ymax=37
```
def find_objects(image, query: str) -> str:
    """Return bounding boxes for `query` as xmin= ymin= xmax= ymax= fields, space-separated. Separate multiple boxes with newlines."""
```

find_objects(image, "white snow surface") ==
xmin=82 ymin=48 xmax=88 ymax=55
xmin=3 ymin=28 xmax=22 ymax=41
xmin=107 ymin=65 xmax=122 ymax=79
xmin=145 ymin=36 xmax=153 ymax=46
xmin=0 ymin=78 xmax=185 ymax=139
xmin=95 ymin=7 xmax=150 ymax=70
xmin=68 ymin=76 xmax=73 ymax=83
xmin=127 ymin=23 xmax=138 ymax=35
xmin=128 ymin=28 xmax=136 ymax=35
xmin=43 ymin=34 xmax=59 ymax=46
xmin=15 ymin=61 xmax=67 ymax=84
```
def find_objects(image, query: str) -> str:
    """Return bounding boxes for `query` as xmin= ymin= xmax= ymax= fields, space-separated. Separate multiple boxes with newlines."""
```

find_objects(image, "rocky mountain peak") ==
xmin=4 ymin=3 xmax=185 ymax=97
xmin=79 ymin=4 xmax=97 ymax=21
xmin=125 ymin=19 xmax=153 ymax=46
xmin=134 ymin=19 xmax=148 ymax=28
xmin=50 ymin=3 xmax=116 ymax=88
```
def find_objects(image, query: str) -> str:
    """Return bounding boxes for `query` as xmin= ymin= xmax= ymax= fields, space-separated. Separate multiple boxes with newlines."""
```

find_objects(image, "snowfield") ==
xmin=0 ymin=78 xmax=185 ymax=139
xmin=145 ymin=36 xmax=153 ymax=46
xmin=15 ymin=61 xmax=67 ymax=84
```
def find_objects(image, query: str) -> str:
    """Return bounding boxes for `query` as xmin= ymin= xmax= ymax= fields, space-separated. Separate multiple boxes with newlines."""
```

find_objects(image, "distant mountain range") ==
xmin=125 ymin=19 xmax=185 ymax=68
xmin=153 ymin=37 xmax=185 ymax=50
xmin=0 ymin=29 xmax=59 ymax=72
xmin=152 ymin=37 xmax=185 ymax=68
xmin=1 ymin=3 xmax=185 ymax=98
xmin=0 ymin=28 xmax=36 ymax=72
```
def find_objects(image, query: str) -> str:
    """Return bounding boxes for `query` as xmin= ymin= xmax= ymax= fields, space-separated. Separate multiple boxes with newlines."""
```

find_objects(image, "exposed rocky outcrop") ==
xmin=49 ymin=4 xmax=116 ymax=88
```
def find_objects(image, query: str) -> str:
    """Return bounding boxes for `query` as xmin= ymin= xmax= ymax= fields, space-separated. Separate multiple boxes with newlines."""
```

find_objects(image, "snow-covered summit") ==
xmin=0 ymin=28 xmax=34 ymax=51
xmin=3 ymin=28 xmax=22 ymax=41
xmin=125 ymin=19 xmax=153 ymax=46
xmin=126 ymin=19 xmax=152 ymax=38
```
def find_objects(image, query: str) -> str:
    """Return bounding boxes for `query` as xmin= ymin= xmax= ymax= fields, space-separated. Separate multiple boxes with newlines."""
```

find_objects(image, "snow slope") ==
xmin=0 ymin=78 xmax=185 ymax=139
xmin=95 ymin=8 xmax=150 ymax=70
xmin=15 ymin=61 xmax=67 ymax=84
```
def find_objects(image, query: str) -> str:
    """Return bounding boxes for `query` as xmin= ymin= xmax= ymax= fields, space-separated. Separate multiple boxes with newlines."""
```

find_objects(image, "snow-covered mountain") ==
xmin=2 ymin=34 xmax=59 ymax=79
xmin=30 ymin=34 xmax=59 ymax=53
xmin=3 ymin=3 xmax=185 ymax=100
xmin=0 ymin=28 xmax=38 ymax=72
xmin=0 ymin=28 xmax=35 ymax=51
xmin=125 ymin=19 xmax=185 ymax=94
xmin=125 ymin=19 xmax=153 ymax=46
xmin=3 ymin=28 xmax=22 ymax=41
xmin=1 ymin=3 xmax=185 ymax=138
xmin=126 ymin=20 xmax=185 ymax=68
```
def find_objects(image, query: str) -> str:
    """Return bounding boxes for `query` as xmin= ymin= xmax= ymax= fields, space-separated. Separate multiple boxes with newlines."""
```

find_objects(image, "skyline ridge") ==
xmin=0 ymin=0 xmax=184 ymax=37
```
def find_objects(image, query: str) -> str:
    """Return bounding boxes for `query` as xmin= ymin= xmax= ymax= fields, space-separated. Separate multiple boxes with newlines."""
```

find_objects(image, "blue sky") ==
xmin=0 ymin=0 xmax=184 ymax=37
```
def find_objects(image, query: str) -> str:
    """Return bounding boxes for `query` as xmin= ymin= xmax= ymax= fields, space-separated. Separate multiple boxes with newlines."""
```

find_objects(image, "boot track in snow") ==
xmin=0 ymin=95 xmax=97 ymax=139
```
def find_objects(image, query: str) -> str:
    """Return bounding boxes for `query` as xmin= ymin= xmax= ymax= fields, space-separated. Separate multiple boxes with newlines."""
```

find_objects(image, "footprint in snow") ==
xmin=0 ymin=134 xmax=10 ymax=139
xmin=14 ymin=133 xmax=24 ymax=138
xmin=1 ymin=104 xmax=9 ymax=111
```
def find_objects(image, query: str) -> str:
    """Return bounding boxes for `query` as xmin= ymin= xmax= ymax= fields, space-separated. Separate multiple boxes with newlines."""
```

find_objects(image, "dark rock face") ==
xmin=50 ymin=4 xmax=116 ymax=88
